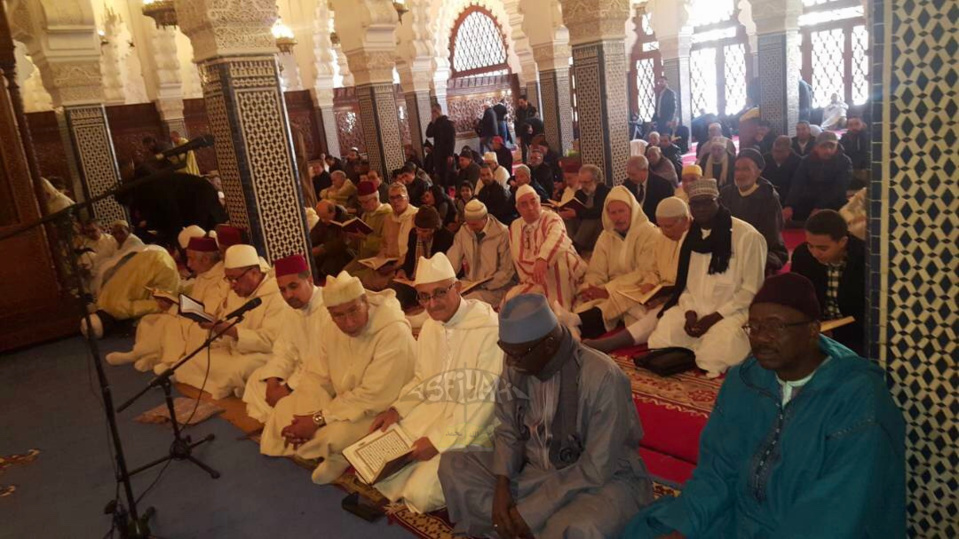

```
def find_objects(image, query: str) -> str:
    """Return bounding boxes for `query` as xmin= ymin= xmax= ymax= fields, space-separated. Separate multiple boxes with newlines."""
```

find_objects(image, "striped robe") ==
xmin=507 ymin=210 xmax=586 ymax=309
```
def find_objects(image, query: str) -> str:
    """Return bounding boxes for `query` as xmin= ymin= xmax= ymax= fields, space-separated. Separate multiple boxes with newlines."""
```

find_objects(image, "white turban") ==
xmin=322 ymin=270 xmax=365 ymax=307
xmin=515 ymin=185 xmax=538 ymax=205
xmin=413 ymin=253 xmax=456 ymax=286
xmin=656 ymin=196 xmax=690 ymax=218
xmin=224 ymin=245 xmax=260 ymax=269
xmin=464 ymin=199 xmax=488 ymax=221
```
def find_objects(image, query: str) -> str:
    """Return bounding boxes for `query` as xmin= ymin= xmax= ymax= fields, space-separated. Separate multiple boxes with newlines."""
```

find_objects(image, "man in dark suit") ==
xmin=493 ymin=99 xmax=511 ymax=145
xmin=479 ymin=104 xmax=499 ymax=153
xmin=784 ymin=131 xmax=853 ymax=223
xmin=791 ymin=121 xmax=815 ymax=157
xmin=622 ymin=155 xmax=673 ymax=225
xmin=652 ymin=77 xmax=677 ymax=135
xmin=790 ymin=210 xmax=865 ymax=355
xmin=763 ymin=135 xmax=802 ymax=203
xmin=513 ymin=95 xmax=539 ymax=163
xmin=456 ymin=151 xmax=481 ymax=189
xmin=426 ymin=103 xmax=457 ymax=187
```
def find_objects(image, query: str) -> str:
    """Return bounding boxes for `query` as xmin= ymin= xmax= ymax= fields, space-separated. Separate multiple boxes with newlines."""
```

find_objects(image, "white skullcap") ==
xmin=630 ymin=139 xmax=648 ymax=157
xmin=224 ymin=244 xmax=260 ymax=269
xmin=111 ymin=219 xmax=130 ymax=229
xmin=515 ymin=184 xmax=538 ymax=204
xmin=656 ymin=196 xmax=690 ymax=218
xmin=494 ymin=165 xmax=510 ymax=186
xmin=305 ymin=207 xmax=320 ymax=230
xmin=464 ymin=199 xmax=488 ymax=221
xmin=322 ymin=270 xmax=365 ymax=307
xmin=177 ymin=225 xmax=206 ymax=250
xmin=514 ymin=164 xmax=530 ymax=177
xmin=413 ymin=253 xmax=456 ymax=286
xmin=482 ymin=151 xmax=498 ymax=164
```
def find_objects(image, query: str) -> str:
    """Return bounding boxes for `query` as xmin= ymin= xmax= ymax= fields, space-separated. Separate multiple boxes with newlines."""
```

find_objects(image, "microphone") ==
xmin=158 ymin=134 xmax=215 ymax=159
xmin=222 ymin=297 xmax=262 ymax=320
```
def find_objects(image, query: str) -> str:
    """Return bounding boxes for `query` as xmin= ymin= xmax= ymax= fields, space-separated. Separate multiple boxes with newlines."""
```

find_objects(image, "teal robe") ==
xmin=622 ymin=336 xmax=905 ymax=538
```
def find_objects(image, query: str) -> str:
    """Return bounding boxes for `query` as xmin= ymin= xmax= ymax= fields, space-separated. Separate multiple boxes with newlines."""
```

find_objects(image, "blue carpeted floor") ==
xmin=0 ymin=336 xmax=412 ymax=539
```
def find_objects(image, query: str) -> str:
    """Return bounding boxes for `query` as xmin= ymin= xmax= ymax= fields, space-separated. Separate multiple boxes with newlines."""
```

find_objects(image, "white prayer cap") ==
xmin=464 ymin=199 xmax=488 ymax=221
xmin=224 ymin=244 xmax=260 ymax=269
xmin=494 ymin=166 xmax=510 ymax=186
xmin=630 ymin=139 xmax=648 ymax=157
xmin=322 ymin=270 xmax=365 ymax=307
xmin=178 ymin=225 xmax=206 ymax=250
xmin=515 ymin=184 xmax=537 ymax=205
xmin=656 ymin=196 xmax=690 ymax=218
xmin=482 ymin=151 xmax=498 ymax=164
xmin=111 ymin=219 xmax=130 ymax=229
xmin=305 ymin=207 xmax=320 ymax=230
xmin=414 ymin=253 xmax=456 ymax=286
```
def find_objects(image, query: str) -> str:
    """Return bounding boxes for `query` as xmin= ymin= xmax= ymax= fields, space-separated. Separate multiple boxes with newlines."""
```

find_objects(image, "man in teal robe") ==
xmin=623 ymin=273 xmax=905 ymax=538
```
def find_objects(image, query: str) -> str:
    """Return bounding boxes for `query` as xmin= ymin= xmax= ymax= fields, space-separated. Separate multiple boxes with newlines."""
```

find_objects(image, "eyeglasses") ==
xmin=226 ymin=267 xmax=253 ymax=283
xmin=416 ymin=282 xmax=456 ymax=305
xmin=742 ymin=320 xmax=813 ymax=336
xmin=497 ymin=335 xmax=553 ymax=359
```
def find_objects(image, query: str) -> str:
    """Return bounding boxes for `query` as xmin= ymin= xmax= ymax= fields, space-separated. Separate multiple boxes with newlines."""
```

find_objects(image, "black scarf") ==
xmin=659 ymin=206 xmax=734 ymax=317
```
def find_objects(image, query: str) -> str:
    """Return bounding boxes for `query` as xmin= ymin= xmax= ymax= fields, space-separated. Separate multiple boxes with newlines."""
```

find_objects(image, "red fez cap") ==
xmin=492 ymin=136 xmax=504 ymax=145
xmin=357 ymin=180 xmax=378 ymax=198
xmin=751 ymin=273 xmax=822 ymax=320
xmin=215 ymin=224 xmax=244 ymax=248
xmin=187 ymin=236 xmax=218 ymax=252
xmin=561 ymin=160 xmax=582 ymax=174
xmin=274 ymin=254 xmax=309 ymax=278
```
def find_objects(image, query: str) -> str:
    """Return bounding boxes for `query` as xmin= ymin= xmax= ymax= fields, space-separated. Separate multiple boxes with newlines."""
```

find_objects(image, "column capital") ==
xmin=560 ymin=0 xmax=630 ymax=45
xmin=332 ymin=0 xmax=398 ymax=86
xmin=533 ymin=42 xmax=572 ymax=72
xmin=174 ymin=0 xmax=278 ymax=62
xmin=748 ymin=0 xmax=802 ymax=35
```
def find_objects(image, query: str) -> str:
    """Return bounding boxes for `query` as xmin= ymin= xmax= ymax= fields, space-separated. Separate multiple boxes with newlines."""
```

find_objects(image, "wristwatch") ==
xmin=312 ymin=411 xmax=326 ymax=428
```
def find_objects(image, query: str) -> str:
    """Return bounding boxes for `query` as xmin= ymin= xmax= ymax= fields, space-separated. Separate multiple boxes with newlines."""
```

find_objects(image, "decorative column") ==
xmin=100 ymin=10 xmax=126 ymax=106
xmin=430 ymin=59 xmax=450 ymax=113
xmin=751 ymin=0 xmax=802 ymax=135
xmin=175 ymin=0 xmax=311 ymax=261
xmin=397 ymin=0 xmax=436 ymax=156
xmin=649 ymin=0 xmax=693 ymax=127
xmin=312 ymin=0 xmax=340 ymax=158
xmin=561 ymin=0 xmax=631 ymax=183
xmin=533 ymin=40 xmax=574 ymax=154
xmin=504 ymin=0 xmax=539 ymax=108
xmin=140 ymin=18 xmax=186 ymax=136
xmin=334 ymin=0 xmax=404 ymax=179
xmin=9 ymin=0 xmax=126 ymax=223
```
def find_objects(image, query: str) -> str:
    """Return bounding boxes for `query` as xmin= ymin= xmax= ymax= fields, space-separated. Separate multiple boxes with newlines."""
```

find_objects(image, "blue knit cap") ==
xmin=499 ymin=294 xmax=559 ymax=344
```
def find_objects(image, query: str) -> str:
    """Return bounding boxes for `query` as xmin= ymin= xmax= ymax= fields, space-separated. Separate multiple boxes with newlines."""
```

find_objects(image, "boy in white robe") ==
xmin=647 ymin=179 xmax=767 ymax=378
xmin=370 ymin=253 xmax=503 ymax=513
xmin=262 ymin=271 xmax=415 ymax=484
xmin=243 ymin=254 xmax=328 ymax=423
xmin=506 ymin=185 xmax=586 ymax=309
xmin=174 ymin=245 xmax=288 ymax=399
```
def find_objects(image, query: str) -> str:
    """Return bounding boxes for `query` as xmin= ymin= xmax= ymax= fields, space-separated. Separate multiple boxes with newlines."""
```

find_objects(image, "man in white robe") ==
xmin=506 ymin=185 xmax=586 ymax=309
xmin=361 ymin=182 xmax=418 ymax=290
xmin=369 ymin=253 xmax=503 ymax=513
xmin=262 ymin=271 xmax=415 ymax=484
xmin=445 ymin=199 xmax=516 ymax=307
xmin=242 ymin=254 xmax=327 ymax=423
xmin=647 ymin=179 xmax=767 ymax=378
xmin=174 ymin=244 xmax=288 ymax=399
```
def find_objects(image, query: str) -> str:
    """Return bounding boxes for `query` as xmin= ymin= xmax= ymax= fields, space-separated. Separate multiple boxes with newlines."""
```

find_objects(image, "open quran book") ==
xmin=330 ymin=218 xmax=374 ymax=235
xmin=178 ymin=294 xmax=216 ymax=324
xmin=617 ymin=284 xmax=675 ymax=305
xmin=542 ymin=197 xmax=586 ymax=212
xmin=358 ymin=256 xmax=399 ymax=271
xmin=147 ymin=287 xmax=179 ymax=305
xmin=342 ymin=424 xmax=415 ymax=485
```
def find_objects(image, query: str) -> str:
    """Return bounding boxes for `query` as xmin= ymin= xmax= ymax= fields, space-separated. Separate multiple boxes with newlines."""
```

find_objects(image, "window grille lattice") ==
xmin=810 ymin=28 xmax=845 ymax=107
xmin=636 ymin=58 xmax=657 ymax=120
xmin=851 ymin=25 xmax=870 ymax=105
xmin=452 ymin=11 xmax=508 ymax=75
xmin=691 ymin=47 xmax=718 ymax=115
xmin=641 ymin=12 xmax=654 ymax=35
xmin=723 ymin=43 xmax=747 ymax=115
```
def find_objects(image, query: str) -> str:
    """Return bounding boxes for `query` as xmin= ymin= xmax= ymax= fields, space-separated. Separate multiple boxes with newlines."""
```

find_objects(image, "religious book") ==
xmin=358 ymin=256 xmax=399 ymax=271
xmin=542 ymin=197 xmax=586 ymax=213
xmin=178 ymin=293 xmax=216 ymax=324
xmin=331 ymin=218 xmax=374 ymax=235
xmin=342 ymin=424 xmax=415 ymax=485
xmin=147 ymin=287 xmax=179 ymax=305
xmin=617 ymin=284 xmax=675 ymax=305
xmin=821 ymin=316 xmax=856 ymax=332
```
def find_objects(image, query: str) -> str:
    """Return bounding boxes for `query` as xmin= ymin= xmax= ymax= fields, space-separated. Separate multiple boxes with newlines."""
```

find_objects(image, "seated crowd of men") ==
xmin=74 ymin=120 xmax=900 ymax=537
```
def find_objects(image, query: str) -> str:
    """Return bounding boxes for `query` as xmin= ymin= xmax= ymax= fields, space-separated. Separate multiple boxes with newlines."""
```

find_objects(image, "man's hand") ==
xmin=369 ymin=407 xmax=400 ymax=432
xmin=581 ymin=286 xmax=609 ymax=301
xmin=782 ymin=206 xmax=794 ymax=222
xmin=409 ymin=437 xmax=438 ymax=462
xmin=199 ymin=320 xmax=238 ymax=339
xmin=492 ymin=476 xmax=517 ymax=538
xmin=377 ymin=262 xmax=397 ymax=275
xmin=683 ymin=310 xmax=700 ymax=337
xmin=533 ymin=259 xmax=548 ymax=286
xmin=265 ymin=378 xmax=291 ymax=407
xmin=281 ymin=415 xmax=320 ymax=449
xmin=638 ymin=283 xmax=656 ymax=295
xmin=558 ymin=208 xmax=576 ymax=220
xmin=686 ymin=312 xmax=723 ymax=337
xmin=156 ymin=297 xmax=175 ymax=311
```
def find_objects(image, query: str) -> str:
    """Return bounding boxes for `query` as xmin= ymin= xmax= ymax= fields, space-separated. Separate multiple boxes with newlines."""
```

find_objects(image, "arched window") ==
xmin=449 ymin=6 xmax=510 ymax=78
xmin=799 ymin=0 xmax=869 ymax=107
xmin=630 ymin=8 xmax=663 ymax=120
xmin=688 ymin=0 xmax=751 ymax=117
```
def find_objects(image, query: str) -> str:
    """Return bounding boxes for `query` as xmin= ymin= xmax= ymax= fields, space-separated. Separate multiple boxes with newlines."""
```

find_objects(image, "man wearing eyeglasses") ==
xmin=270 ymin=270 xmax=415 ymax=485
xmin=622 ymin=273 xmax=905 ymax=538
xmin=175 ymin=244 xmax=289 ymax=400
xmin=439 ymin=294 xmax=653 ymax=538
xmin=370 ymin=253 xmax=503 ymax=513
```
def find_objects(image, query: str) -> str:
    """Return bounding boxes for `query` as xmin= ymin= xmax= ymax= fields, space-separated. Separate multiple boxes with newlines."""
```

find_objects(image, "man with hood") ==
xmin=720 ymin=149 xmax=789 ymax=272
xmin=445 ymin=199 xmax=516 ymax=307
xmin=264 ymin=271 xmax=415 ymax=485
xmin=552 ymin=186 xmax=661 ymax=340
xmin=174 ymin=244 xmax=288 ymax=399
xmin=697 ymin=136 xmax=736 ymax=189
xmin=370 ymin=253 xmax=503 ymax=513
xmin=623 ymin=273 xmax=904 ymax=537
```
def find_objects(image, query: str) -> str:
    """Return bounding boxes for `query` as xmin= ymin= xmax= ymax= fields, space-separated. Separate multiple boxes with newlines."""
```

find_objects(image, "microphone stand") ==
xmin=116 ymin=315 xmax=248 ymax=480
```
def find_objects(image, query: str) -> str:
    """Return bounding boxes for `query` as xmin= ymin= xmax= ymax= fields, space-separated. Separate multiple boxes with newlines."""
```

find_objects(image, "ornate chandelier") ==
xmin=142 ymin=0 xmax=177 ymax=29
xmin=272 ymin=19 xmax=297 ymax=54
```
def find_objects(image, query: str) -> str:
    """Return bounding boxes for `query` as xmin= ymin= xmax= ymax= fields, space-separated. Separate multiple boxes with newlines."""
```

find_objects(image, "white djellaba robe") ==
xmin=260 ymin=290 xmax=415 ymax=485
xmin=242 ymin=286 xmax=327 ymax=423
xmin=174 ymin=273 xmax=288 ymax=399
xmin=577 ymin=186 xmax=661 ymax=329
xmin=363 ymin=205 xmax=418 ymax=290
xmin=375 ymin=298 xmax=503 ymax=513
xmin=506 ymin=210 xmax=586 ymax=309
xmin=444 ymin=216 xmax=516 ymax=307
xmin=619 ymin=231 xmax=685 ymax=343
xmin=648 ymin=217 xmax=766 ymax=377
